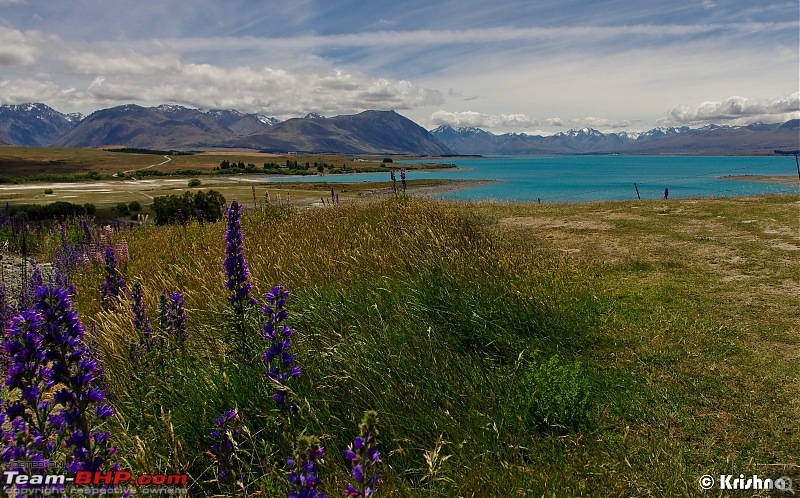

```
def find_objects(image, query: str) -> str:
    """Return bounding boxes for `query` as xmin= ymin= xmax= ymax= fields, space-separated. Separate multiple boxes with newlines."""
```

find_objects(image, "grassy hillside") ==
xmin=7 ymin=194 xmax=798 ymax=496
xmin=0 ymin=146 xmax=452 ymax=179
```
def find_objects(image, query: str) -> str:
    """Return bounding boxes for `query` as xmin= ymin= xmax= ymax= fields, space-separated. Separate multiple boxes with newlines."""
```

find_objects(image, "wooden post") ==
xmin=634 ymin=182 xmax=641 ymax=200
xmin=795 ymin=154 xmax=799 ymax=182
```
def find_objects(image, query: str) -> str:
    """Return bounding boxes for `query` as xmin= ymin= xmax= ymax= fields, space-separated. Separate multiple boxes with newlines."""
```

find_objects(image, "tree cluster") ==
xmin=9 ymin=201 xmax=96 ymax=220
xmin=151 ymin=190 xmax=226 ymax=225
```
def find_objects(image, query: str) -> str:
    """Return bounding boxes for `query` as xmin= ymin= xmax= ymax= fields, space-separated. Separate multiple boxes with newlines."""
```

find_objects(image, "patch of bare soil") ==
xmin=499 ymin=216 xmax=614 ymax=231
xmin=769 ymin=241 xmax=800 ymax=251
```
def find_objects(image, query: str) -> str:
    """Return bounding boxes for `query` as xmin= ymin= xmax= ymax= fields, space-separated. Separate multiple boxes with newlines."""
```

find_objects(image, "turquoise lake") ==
xmin=260 ymin=155 xmax=800 ymax=203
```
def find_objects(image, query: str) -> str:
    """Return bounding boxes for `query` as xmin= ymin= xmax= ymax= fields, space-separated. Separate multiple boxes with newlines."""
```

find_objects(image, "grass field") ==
xmin=27 ymin=193 xmax=792 ymax=496
xmin=0 ymin=146 xmax=453 ymax=178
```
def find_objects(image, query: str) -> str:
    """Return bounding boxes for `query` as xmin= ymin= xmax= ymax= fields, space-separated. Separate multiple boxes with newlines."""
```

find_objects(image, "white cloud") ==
xmin=430 ymin=111 xmax=635 ymax=131
xmin=430 ymin=110 xmax=562 ymax=128
xmin=160 ymin=21 xmax=798 ymax=53
xmin=0 ymin=78 xmax=65 ymax=104
xmin=0 ymin=25 xmax=40 ymax=66
xmin=62 ymin=48 xmax=182 ymax=76
xmin=580 ymin=117 xmax=636 ymax=129
xmin=81 ymin=61 xmax=442 ymax=118
xmin=660 ymin=92 xmax=800 ymax=125
xmin=0 ymin=4 xmax=796 ymax=132
xmin=0 ymin=28 xmax=443 ymax=117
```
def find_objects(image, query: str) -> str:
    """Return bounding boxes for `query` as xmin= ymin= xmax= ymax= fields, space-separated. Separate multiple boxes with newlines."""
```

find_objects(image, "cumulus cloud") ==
xmin=0 ymin=31 xmax=443 ymax=117
xmin=62 ymin=48 xmax=182 ymax=76
xmin=0 ymin=78 xmax=68 ymax=104
xmin=660 ymin=93 xmax=800 ymax=125
xmin=0 ymin=26 xmax=41 ymax=66
xmin=82 ymin=61 xmax=443 ymax=118
xmin=430 ymin=110 xmax=563 ymax=128
xmin=580 ymin=117 xmax=636 ymax=129
xmin=430 ymin=110 xmax=635 ymax=131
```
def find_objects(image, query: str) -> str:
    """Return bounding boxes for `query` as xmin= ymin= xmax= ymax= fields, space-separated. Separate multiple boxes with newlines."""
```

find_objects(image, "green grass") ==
xmin=25 ymin=194 xmax=800 ymax=495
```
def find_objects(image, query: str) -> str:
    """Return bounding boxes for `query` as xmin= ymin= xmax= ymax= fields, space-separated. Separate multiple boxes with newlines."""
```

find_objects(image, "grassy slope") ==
xmin=0 ymin=147 xmax=449 ymax=178
xmin=68 ymin=195 xmax=799 ymax=496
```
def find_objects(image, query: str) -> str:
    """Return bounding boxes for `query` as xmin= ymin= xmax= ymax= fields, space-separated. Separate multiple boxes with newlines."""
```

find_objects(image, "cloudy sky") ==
xmin=1 ymin=0 xmax=798 ymax=133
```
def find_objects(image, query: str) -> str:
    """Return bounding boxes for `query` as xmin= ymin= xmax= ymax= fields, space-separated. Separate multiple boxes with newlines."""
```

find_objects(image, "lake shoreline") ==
xmin=719 ymin=174 xmax=799 ymax=185
xmin=357 ymin=179 xmax=498 ymax=198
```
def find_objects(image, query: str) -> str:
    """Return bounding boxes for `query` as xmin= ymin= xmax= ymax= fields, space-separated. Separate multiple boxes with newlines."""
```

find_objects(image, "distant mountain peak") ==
xmin=0 ymin=102 xmax=81 ymax=146
xmin=303 ymin=112 xmax=325 ymax=120
xmin=430 ymin=125 xmax=493 ymax=137
xmin=554 ymin=127 xmax=604 ymax=138
xmin=254 ymin=115 xmax=278 ymax=126
xmin=156 ymin=104 xmax=190 ymax=113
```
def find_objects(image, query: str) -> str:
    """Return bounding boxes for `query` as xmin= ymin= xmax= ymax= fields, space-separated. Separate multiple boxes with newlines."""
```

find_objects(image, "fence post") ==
xmin=634 ymin=182 xmax=641 ymax=200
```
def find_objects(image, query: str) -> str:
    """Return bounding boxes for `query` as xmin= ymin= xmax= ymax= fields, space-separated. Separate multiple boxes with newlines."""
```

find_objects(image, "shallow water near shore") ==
xmin=259 ymin=155 xmax=800 ymax=202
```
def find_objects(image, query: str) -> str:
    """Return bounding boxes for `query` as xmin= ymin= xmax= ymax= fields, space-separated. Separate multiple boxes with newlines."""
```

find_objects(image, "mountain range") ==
xmin=0 ymin=103 xmax=83 ymax=148
xmin=0 ymin=102 xmax=797 ymax=155
xmin=430 ymin=121 xmax=800 ymax=155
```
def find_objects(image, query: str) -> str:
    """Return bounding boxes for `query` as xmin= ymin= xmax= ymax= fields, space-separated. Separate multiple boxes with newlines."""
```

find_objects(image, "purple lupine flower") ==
xmin=130 ymin=282 xmax=152 ymax=338
xmin=262 ymin=285 xmax=300 ymax=413
xmin=29 ymin=261 xmax=44 ymax=288
xmin=209 ymin=409 xmax=243 ymax=485
xmin=167 ymin=291 xmax=188 ymax=346
xmin=223 ymin=200 xmax=257 ymax=314
xmin=53 ymin=227 xmax=82 ymax=296
xmin=2 ymin=310 xmax=51 ymax=466
xmin=177 ymin=208 xmax=185 ymax=226
xmin=155 ymin=289 xmax=188 ymax=348
xmin=287 ymin=435 xmax=326 ymax=498
xmin=129 ymin=282 xmax=154 ymax=363
xmin=343 ymin=411 xmax=380 ymax=498
xmin=157 ymin=290 xmax=169 ymax=335
xmin=80 ymin=219 xmax=93 ymax=245
xmin=33 ymin=286 xmax=117 ymax=472
xmin=2 ymin=286 xmax=117 ymax=481
xmin=194 ymin=209 xmax=204 ymax=226
xmin=100 ymin=247 xmax=125 ymax=307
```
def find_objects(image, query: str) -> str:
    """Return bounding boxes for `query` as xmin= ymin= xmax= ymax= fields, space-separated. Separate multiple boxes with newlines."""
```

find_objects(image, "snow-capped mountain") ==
xmin=257 ymin=115 xmax=280 ymax=126
xmin=430 ymin=122 xmax=799 ymax=155
xmin=0 ymin=103 xmax=83 ymax=147
xmin=556 ymin=127 xmax=605 ymax=138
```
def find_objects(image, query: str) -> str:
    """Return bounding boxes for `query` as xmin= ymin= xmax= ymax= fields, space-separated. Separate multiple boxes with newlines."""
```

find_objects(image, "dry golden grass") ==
xmin=61 ymin=194 xmax=799 ymax=496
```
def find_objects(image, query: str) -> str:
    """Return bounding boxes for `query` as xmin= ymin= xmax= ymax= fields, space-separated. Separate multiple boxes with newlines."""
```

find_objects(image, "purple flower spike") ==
xmin=2 ymin=285 xmax=118 ymax=481
xmin=129 ymin=281 xmax=154 ymax=362
xmin=262 ymin=284 xmax=299 ymax=413
xmin=167 ymin=291 xmax=188 ymax=345
xmin=223 ymin=200 xmax=257 ymax=313
xmin=100 ymin=247 xmax=125 ymax=308
xmin=287 ymin=435 xmax=326 ymax=498
xmin=344 ymin=411 xmax=380 ymax=498
xmin=208 ymin=408 xmax=244 ymax=486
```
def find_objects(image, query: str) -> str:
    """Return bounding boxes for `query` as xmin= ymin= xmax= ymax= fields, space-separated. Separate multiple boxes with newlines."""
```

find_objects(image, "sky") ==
xmin=0 ymin=0 xmax=798 ymax=134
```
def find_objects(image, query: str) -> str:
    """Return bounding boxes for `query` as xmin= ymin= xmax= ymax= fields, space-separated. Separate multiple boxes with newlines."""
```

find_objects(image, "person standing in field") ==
xmin=664 ymin=187 xmax=669 ymax=200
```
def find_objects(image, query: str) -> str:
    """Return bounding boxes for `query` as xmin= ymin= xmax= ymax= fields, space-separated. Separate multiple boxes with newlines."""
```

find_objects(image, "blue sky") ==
xmin=1 ymin=0 xmax=797 ymax=133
